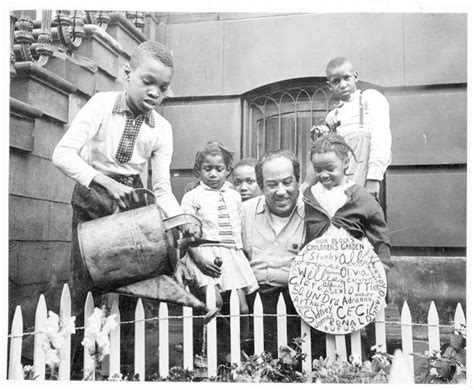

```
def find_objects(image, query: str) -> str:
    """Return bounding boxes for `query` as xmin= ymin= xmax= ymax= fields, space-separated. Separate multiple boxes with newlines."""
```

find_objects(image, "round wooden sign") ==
xmin=289 ymin=230 xmax=387 ymax=334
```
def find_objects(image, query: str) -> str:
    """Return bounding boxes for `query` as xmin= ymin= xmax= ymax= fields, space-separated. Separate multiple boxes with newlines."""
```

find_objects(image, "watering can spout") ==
xmin=115 ymin=275 xmax=218 ymax=323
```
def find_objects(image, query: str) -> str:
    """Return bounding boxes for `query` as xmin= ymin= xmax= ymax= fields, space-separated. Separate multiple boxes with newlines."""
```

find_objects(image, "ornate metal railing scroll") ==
xmin=14 ymin=11 xmax=53 ymax=67
xmin=125 ymin=11 xmax=145 ymax=32
xmin=10 ymin=14 xmax=17 ymax=78
xmin=11 ymin=10 xmax=148 ymax=72
xmin=54 ymin=10 xmax=86 ymax=54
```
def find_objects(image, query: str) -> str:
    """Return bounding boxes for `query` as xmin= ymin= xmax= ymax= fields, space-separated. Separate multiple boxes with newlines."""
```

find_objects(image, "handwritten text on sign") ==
xmin=289 ymin=235 xmax=387 ymax=334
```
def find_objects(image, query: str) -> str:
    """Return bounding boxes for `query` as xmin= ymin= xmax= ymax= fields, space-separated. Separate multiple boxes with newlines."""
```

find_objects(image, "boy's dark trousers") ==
xmin=69 ymin=176 xmax=146 ymax=378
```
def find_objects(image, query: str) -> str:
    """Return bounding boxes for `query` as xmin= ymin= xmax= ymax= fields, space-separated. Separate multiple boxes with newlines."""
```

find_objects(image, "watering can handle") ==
xmin=112 ymin=188 xmax=156 ymax=213
xmin=162 ymin=214 xmax=202 ymax=231
xmin=132 ymin=189 xmax=203 ymax=230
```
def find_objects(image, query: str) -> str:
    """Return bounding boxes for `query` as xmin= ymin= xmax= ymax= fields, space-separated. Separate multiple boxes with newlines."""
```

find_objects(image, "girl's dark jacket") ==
xmin=302 ymin=184 xmax=393 ymax=268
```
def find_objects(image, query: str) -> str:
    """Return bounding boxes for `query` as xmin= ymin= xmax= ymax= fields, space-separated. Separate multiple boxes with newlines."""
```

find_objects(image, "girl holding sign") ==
xmin=298 ymin=132 xmax=393 ymax=354
xmin=302 ymin=133 xmax=393 ymax=271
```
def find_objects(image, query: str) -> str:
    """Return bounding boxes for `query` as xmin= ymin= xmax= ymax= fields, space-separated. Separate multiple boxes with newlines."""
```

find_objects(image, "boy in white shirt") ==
xmin=53 ymin=41 xmax=199 ymax=313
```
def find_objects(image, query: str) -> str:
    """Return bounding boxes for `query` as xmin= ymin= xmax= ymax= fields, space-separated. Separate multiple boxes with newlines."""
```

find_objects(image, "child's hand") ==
xmin=310 ymin=125 xmax=331 ymax=141
xmin=365 ymin=179 xmax=381 ymax=200
xmin=92 ymin=174 xmax=139 ymax=209
xmin=195 ymin=256 xmax=221 ymax=278
xmin=325 ymin=117 xmax=340 ymax=132
xmin=180 ymin=222 xmax=202 ymax=242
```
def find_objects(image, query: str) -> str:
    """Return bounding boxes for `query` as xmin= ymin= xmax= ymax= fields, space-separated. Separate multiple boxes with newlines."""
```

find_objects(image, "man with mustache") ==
xmin=241 ymin=150 xmax=306 ymax=357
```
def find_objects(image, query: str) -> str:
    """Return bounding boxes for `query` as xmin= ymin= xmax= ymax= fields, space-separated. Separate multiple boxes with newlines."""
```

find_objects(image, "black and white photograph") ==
xmin=2 ymin=0 xmax=472 ymax=387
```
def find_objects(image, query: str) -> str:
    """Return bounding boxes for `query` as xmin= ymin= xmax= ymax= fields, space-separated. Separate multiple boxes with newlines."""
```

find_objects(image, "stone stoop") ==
xmin=8 ymin=15 xmax=151 ymax=346
xmin=9 ymin=97 xmax=43 ymax=153
xmin=11 ymin=62 xmax=76 ymax=124
xmin=75 ymin=16 xmax=148 ymax=94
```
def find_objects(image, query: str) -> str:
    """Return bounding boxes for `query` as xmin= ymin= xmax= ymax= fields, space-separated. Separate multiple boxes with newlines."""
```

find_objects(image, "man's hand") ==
xmin=92 ymin=174 xmax=139 ymax=209
xmin=365 ymin=179 xmax=380 ymax=200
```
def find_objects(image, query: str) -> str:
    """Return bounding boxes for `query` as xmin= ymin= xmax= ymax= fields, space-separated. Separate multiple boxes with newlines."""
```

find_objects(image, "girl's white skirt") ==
xmin=181 ymin=245 xmax=259 ymax=295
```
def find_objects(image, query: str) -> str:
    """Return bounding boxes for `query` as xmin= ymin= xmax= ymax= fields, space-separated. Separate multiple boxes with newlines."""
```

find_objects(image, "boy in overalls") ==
xmin=305 ymin=57 xmax=392 ymax=202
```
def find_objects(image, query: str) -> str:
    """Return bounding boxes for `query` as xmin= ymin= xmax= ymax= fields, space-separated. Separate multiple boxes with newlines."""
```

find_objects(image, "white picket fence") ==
xmin=7 ymin=283 xmax=466 ymax=381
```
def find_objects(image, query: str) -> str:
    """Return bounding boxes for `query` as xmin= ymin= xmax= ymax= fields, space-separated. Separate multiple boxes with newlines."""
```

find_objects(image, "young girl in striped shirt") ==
xmin=180 ymin=141 xmax=258 ymax=320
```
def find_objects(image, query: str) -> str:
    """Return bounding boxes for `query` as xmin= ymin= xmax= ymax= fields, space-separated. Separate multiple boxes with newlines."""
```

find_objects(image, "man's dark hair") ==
xmin=255 ymin=150 xmax=300 ymax=189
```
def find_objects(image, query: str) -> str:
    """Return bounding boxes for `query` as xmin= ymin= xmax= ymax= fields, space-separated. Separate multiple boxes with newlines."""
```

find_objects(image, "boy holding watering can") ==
xmin=53 ymin=41 xmax=200 ymax=316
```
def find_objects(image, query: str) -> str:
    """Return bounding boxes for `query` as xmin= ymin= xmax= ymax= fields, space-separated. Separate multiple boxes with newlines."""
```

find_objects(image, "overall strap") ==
xmin=359 ymin=91 xmax=364 ymax=128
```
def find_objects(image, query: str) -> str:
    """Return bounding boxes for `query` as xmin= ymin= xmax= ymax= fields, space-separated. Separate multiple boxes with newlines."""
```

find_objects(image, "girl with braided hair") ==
xmin=303 ymin=133 xmax=393 ymax=271
xmin=179 ymin=141 xmax=258 ymax=361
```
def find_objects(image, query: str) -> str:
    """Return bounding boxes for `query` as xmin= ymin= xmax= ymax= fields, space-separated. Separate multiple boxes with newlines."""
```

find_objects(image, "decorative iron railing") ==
xmin=10 ymin=10 xmax=147 ymax=72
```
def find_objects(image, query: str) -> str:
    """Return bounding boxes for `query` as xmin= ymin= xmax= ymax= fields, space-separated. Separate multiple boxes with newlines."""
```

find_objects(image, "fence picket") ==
xmin=84 ymin=292 xmax=95 ymax=380
xmin=33 ymin=294 xmax=47 ymax=380
xmin=159 ymin=302 xmax=169 ymax=378
xmin=109 ymin=296 xmax=120 ymax=377
xmin=134 ymin=298 xmax=145 ymax=380
xmin=276 ymin=293 xmax=287 ymax=349
xmin=253 ymin=293 xmax=264 ymax=355
xmin=454 ymin=303 xmax=466 ymax=331
xmin=300 ymin=319 xmax=312 ymax=373
xmin=335 ymin=335 xmax=347 ymax=361
xmin=183 ymin=289 xmax=193 ymax=370
xmin=8 ymin=305 xmax=23 ymax=380
xmin=389 ymin=349 xmax=414 ymax=384
xmin=59 ymin=284 xmax=72 ymax=380
xmin=375 ymin=305 xmax=387 ymax=352
xmin=325 ymin=334 xmax=336 ymax=362
xmin=230 ymin=289 xmax=241 ymax=365
xmin=400 ymin=301 xmax=414 ymax=377
xmin=427 ymin=301 xmax=440 ymax=353
xmin=350 ymin=330 xmax=362 ymax=359
xmin=206 ymin=284 xmax=217 ymax=377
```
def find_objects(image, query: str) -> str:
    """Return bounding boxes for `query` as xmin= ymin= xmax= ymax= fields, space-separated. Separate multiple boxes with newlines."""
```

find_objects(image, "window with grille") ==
xmin=242 ymin=78 xmax=339 ymax=180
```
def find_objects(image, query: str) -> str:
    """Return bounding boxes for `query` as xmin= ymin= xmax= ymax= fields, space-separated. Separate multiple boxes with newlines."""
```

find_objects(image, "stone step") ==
xmin=11 ymin=62 xmax=76 ymax=124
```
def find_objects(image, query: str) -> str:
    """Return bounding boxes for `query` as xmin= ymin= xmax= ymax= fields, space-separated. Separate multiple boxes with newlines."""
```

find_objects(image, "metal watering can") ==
xmin=77 ymin=189 xmax=217 ymax=321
